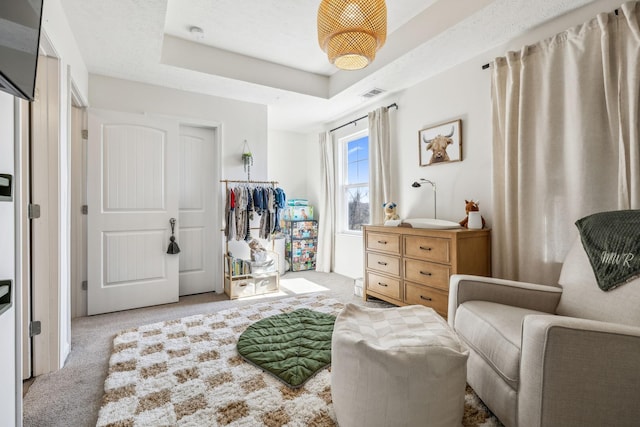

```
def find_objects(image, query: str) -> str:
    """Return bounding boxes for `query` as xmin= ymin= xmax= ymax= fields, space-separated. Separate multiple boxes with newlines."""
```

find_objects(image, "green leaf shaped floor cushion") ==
xmin=237 ymin=308 xmax=336 ymax=388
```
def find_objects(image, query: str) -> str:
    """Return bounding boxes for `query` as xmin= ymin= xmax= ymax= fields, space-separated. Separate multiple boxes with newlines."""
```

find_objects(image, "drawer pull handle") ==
xmin=420 ymin=271 xmax=432 ymax=276
xmin=420 ymin=295 xmax=433 ymax=302
xmin=377 ymin=261 xmax=388 ymax=266
xmin=377 ymin=282 xmax=388 ymax=287
xmin=378 ymin=240 xmax=387 ymax=244
xmin=239 ymin=283 xmax=247 ymax=287
xmin=419 ymin=246 xmax=432 ymax=251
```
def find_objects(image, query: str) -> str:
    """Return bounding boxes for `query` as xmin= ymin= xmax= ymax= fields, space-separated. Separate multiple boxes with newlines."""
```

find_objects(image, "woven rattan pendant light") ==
xmin=317 ymin=0 xmax=387 ymax=70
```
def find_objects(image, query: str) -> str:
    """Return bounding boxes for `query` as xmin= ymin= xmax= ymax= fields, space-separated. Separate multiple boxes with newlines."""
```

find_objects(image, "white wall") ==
xmin=267 ymin=130 xmax=309 ymax=200
xmin=306 ymin=0 xmax=623 ymax=278
xmin=394 ymin=63 xmax=492 ymax=223
xmin=89 ymin=75 xmax=268 ymax=181
xmin=0 ymin=94 xmax=17 ymax=426
xmin=41 ymin=0 xmax=89 ymax=102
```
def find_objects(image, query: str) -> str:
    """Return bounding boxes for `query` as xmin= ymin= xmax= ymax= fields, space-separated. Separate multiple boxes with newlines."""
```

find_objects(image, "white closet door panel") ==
xmin=178 ymin=126 xmax=216 ymax=296
xmin=104 ymin=230 xmax=166 ymax=285
xmin=180 ymin=135 xmax=204 ymax=211
xmin=103 ymin=125 xmax=165 ymax=211
xmin=178 ymin=227 xmax=204 ymax=273
xmin=88 ymin=109 xmax=179 ymax=315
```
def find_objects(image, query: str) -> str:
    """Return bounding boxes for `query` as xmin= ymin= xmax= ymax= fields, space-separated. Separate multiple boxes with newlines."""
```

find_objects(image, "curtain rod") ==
xmin=481 ymin=8 xmax=620 ymax=70
xmin=329 ymin=102 xmax=398 ymax=133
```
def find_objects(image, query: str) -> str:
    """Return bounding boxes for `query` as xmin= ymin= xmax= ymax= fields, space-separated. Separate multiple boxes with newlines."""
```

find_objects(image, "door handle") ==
xmin=167 ymin=217 xmax=181 ymax=254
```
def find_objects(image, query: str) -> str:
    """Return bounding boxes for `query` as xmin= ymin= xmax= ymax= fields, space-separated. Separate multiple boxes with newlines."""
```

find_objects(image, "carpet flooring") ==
xmin=23 ymin=271 xmax=501 ymax=426
xmin=97 ymin=294 xmax=501 ymax=427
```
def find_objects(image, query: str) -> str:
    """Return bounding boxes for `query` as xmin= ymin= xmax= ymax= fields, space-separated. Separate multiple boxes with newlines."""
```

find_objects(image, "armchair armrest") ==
xmin=519 ymin=315 xmax=640 ymax=427
xmin=448 ymin=274 xmax=562 ymax=327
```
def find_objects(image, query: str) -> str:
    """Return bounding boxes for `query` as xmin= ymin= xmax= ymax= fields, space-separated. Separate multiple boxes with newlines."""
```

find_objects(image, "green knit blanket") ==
xmin=576 ymin=210 xmax=640 ymax=291
xmin=237 ymin=309 xmax=336 ymax=388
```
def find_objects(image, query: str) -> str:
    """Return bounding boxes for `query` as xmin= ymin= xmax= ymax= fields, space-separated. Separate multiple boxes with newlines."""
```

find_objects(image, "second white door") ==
xmin=178 ymin=125 xmax=217 ymax=295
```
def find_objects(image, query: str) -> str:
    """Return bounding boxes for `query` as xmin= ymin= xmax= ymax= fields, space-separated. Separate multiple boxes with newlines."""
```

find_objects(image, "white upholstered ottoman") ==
xmin=331 ymin=304 xmax=469 ymax=427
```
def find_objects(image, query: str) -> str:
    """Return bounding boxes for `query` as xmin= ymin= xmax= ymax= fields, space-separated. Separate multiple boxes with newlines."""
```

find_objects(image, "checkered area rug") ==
xmin=97 ymin=294 xmax=502 ymax=427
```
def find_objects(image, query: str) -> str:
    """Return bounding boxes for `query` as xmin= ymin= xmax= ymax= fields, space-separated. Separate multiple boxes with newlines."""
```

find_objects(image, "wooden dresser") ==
xmin=363 ymin=225 xmax=491 ymax=317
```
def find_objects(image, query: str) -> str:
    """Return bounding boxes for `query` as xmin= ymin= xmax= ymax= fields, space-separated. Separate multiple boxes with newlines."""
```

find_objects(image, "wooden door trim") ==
xmin=16 ymin=99 xmax=31 ymax=381
xmin=70 ymin=106 xmax=87 ymax=318
xmin=30 ymin=55 xmax=61 ymax=376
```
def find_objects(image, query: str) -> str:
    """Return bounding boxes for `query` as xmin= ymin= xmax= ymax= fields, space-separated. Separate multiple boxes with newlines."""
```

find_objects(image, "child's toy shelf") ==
xmin=223 ymin=252 xmax=280 ymax=299
xmin=282 ymin=219 xmax=318 ymax=271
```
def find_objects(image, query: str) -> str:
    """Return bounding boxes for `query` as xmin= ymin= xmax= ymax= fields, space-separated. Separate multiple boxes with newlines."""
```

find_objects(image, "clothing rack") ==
xmin=329 ymin=102 xmax=398 ymax=133
xmin=221 ymin=178 xmax=283 ymax=299
xmin=220 ymin=179 xmax=278 ymax=185
xmin=221 ymin=179 xmax=281 ymax=239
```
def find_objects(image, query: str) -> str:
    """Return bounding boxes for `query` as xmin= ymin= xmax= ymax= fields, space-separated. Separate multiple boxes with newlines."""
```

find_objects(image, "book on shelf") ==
xmin=228 ymin=257 xmax=251 ymax=276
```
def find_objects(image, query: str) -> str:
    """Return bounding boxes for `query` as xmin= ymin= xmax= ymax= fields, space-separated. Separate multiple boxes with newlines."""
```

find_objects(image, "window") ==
xmin=339 ymin=131 xmax=369 ymax=233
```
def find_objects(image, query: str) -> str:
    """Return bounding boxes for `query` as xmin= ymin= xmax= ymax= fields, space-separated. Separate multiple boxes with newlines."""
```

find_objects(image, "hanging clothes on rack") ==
xmin=262 ymin=186 xmax=279 ymax=239
xmin=225 ymin=187 xmax=236 ymax=242
xmin=245 ymin=189 xmax=254 ymax=241
xmin=274 ymin=187 xmax=286 ymax=232
xmin=222 ymin=180 xmax=286 ymax=241
xmin=234 ymin=186 xmax=248 ymax=241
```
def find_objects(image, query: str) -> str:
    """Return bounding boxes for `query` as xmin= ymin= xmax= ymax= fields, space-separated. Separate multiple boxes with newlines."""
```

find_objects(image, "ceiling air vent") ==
xmin=361 ymin=88 xmax=385 ymax=99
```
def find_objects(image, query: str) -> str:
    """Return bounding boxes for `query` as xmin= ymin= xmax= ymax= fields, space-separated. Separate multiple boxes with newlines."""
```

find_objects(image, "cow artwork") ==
xmin=423 ymin=127 xmax=454 ymax=164
xmin=418 ymin=119 xmax=462 ymax=166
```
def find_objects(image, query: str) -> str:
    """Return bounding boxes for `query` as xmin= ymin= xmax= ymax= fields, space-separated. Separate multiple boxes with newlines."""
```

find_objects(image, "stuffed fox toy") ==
xmin=459 ymin=200 xmax=486 ymax=228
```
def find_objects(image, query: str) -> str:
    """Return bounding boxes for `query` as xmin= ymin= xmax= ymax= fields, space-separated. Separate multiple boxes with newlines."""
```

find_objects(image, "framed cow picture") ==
xmin=418 ymin=119 xmax=462 ymax=166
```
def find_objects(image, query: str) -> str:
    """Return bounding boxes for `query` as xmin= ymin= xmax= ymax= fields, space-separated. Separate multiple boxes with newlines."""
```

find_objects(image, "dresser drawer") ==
xmin=404 ymin=259 xmax=451 ymax=291
xmin=366 ymin=252 xmax=401 ymax=277
xmin=366 ymin=232 xmax=401 ymax=255
xmin=404 ymin=236 xmax=450 ymax=263
xmin=404 ymin=282 xmax=448 ymax=316
xmin=366 ymin=272 xmax=401 ymax=300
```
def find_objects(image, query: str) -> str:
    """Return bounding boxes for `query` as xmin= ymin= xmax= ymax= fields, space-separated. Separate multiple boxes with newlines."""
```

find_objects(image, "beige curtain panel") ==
xmin=368 ymin=106 xmax=391 ymax=225
xmin=316 ymin=131 xmax=336 ymax=273
xmin=491 ymin=2 xmax=640 ymax=284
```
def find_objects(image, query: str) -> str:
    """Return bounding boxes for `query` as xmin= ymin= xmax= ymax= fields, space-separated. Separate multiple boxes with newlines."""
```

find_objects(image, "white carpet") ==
xmin=97 ymin=295 xmax=343 ymax=426
xmin=97 ymin=293 xmax=502 ymax=427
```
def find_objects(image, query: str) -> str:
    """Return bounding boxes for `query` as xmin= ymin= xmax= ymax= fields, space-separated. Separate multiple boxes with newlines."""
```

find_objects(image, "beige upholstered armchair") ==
xmin=448 ymin=239 xmax=640 ymax=427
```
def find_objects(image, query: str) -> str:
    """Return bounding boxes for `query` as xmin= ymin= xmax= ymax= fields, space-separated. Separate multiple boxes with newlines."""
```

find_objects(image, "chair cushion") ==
xmin=557 ymin=239 xmax=640 ymax=326
xmin=454 ymin=301 xmax=548 ymax=389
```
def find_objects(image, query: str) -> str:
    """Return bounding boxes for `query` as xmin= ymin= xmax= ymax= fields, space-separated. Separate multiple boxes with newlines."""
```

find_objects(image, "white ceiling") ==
xmin=60 ymin=0 xmax=596 ymax=133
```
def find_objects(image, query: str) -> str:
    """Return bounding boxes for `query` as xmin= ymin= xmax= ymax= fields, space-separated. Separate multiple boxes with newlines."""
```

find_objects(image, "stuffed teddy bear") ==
xmin=383 ymin=202 xmax=400 ymax=221
xmin=459 ymin=200 xmax=486 ymax=228
xmin=248 ymin=238 xmax=268 ymax=262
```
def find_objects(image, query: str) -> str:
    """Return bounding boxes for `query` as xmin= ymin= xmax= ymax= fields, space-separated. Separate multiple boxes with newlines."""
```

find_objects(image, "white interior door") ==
xmin=87 ymin=110 xmax=179 ymax=315
xmin=178 ymin=125 xmax=216 ymax=295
